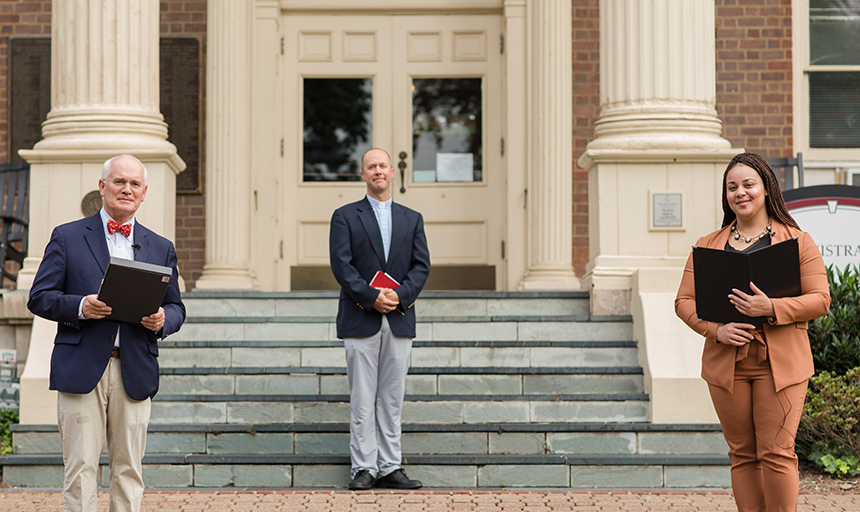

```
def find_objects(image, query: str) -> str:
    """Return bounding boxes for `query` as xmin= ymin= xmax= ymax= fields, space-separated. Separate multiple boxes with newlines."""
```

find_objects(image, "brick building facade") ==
xmin=1 ymin=0 xmax=798 ymax=286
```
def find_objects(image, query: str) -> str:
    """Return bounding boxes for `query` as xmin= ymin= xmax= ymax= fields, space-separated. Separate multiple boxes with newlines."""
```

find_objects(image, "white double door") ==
xmin=280 ymin=13 xmax=506 ymax=290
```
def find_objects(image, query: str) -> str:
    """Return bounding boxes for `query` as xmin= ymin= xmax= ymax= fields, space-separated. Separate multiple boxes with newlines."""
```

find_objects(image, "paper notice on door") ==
xmin=436 ymin=153 xmax=474 ymax=182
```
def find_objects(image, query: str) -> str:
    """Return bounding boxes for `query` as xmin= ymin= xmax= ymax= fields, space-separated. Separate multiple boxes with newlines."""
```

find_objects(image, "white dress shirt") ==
xmin=366 ymin=195 xmax=393 ymax=262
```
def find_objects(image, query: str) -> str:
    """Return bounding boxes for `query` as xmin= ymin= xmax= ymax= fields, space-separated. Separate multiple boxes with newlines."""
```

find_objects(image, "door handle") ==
xmin=398 ymin=151 xmax=407 ymax=193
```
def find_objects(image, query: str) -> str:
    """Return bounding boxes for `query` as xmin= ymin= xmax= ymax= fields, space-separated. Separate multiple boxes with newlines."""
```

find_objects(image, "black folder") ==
xmin=97 ymin=257 xmax=172 ymax=324
xmin=692 ymin=237 xmax=801 ymax=325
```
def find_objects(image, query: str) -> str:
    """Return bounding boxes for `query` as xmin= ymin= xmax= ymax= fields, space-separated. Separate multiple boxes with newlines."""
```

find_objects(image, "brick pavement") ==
xmin=1 ymin=490 xmax=859 ymax=511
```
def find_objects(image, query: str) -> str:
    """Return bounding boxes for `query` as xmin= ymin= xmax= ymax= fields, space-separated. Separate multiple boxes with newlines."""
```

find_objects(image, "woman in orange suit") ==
xmin=675 ymin=152 xmax=830 ymax=512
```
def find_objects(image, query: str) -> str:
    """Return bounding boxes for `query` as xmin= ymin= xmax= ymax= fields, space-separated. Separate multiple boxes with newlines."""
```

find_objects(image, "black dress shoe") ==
xmin=348 ymin=470 xmax=375 ymax=490
xmin=375 ymin=468 xmax=422 ymax=489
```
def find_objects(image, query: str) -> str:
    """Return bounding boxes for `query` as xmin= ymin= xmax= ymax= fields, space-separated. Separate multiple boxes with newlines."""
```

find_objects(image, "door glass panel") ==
xmin=411 ymin=78 xmax=482 ymax=183
xmin=303 ymin=78 xmax=373 ymax=181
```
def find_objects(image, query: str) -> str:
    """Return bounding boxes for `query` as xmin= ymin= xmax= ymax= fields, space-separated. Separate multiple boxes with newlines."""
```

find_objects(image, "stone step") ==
xmin=181 ymin=291 xmax=591 ymax=319
xmin=156 ymin=371 xmax=645 ymax=396
xmin=10 ymin=423 xmax=728 ymax=457
xmin=146 ymin=396 xmax=651 ymax=425
xmin=2 ymin=421 xmax=730 ymax=488
xmin=0 ymin=454 xmax=731 ymax=489
xmin=169 ymin=319 xmax=633 ymax=344
xmin=158 ymin=343 xmax=639 ymax=369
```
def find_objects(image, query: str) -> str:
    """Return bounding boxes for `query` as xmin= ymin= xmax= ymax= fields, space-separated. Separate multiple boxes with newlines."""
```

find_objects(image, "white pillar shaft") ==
xmin=591 ymin=0 xmax=729 ymax=149
xmin=195 ymin=0 xmax=254 ymax=289
xmin=43 ymin=0 xmax=166 ymax=141
xmin=519 ymin=0 xmax=579 ymax=290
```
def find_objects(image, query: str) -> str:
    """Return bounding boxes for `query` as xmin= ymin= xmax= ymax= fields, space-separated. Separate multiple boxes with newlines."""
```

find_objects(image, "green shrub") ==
xmin=807 ymin=265 xmax=860 ymax=376
xmin=796 ymin=368 xmax=860 ymax=477
xmin=0 ymin=407 xmax=18 ymax=455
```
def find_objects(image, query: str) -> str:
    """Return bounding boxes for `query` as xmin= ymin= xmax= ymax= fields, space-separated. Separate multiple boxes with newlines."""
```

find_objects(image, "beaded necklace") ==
xmin=731 ymin=221 xmax=772 ymax=244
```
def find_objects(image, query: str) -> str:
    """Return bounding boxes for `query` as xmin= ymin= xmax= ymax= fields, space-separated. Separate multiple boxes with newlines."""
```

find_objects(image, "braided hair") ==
xmin=720 ymin=152 xmax=800 ymax=230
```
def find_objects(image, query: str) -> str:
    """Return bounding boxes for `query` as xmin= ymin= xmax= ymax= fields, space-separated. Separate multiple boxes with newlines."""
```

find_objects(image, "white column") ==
xmin=194 ymin=0 xmax=255 ymax=289
xmin=518 ymin=0 xmax=580 ymax=290
xmin=580 ymin=0 xmax=736 ymax=424
xmin=589 ymin=0 xmax=730 ymax=151
xmin=17 ymin=0 xmax=185 ymax=423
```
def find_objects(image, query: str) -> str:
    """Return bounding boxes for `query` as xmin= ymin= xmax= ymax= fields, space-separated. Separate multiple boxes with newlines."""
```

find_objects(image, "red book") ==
xmin=369 ymin=271 xmax=400 ymax=289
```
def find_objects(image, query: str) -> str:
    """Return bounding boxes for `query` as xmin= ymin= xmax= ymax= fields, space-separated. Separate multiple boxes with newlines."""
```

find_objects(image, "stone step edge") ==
xmin=150 ymin=393 xmax=651 ymax=403
xmin=185 ymin=315 xmax=632 ymax=324
xmin=159 ymin=341 xmax=638 ymax=348
xmin=12 ymin=422 xmax=721 ymax=434
xmin=0 ymin=454 xmax=730 ymax=466
xmin=159 ymin=366 xmax=645 ymax=376
xmin=182 ymin=291 xmax=589 ymax=299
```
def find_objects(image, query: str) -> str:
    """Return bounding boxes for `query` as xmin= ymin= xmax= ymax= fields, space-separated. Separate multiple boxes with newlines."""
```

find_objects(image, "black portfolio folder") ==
xmin=97 ymin=257 xmax=172 ymax=324
xmin=692 ymin=237 xmax=801 ymax=325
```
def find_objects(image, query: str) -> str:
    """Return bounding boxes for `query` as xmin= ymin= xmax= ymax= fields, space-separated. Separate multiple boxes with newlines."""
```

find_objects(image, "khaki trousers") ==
xmin=708 ymin=341 xmax=807 ymax=512
xmin=57 ymin=356 xmax=151 ymax=512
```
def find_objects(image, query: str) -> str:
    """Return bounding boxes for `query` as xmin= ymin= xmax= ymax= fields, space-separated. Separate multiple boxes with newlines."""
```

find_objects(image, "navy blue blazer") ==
xmin=28 ymin=213 xmax=186 ymax=401
xmin=329 ymin=197 xmax=430 ymax=338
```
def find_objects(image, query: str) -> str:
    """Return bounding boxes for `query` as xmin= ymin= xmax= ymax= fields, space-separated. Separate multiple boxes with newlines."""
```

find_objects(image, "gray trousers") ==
xmin=344 ymin=315 xmax=412 ymax=478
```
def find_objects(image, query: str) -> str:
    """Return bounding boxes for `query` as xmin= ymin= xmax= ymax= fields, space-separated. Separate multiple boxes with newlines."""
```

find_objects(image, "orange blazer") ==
xmin=675 ymin=221 xmax=830 ymax=393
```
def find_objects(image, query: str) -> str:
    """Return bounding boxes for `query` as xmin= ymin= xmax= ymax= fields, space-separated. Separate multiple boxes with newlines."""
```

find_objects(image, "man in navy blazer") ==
xmin=330 ymin=148 xmax=430 ymax=490
xmin=28 ymin=155 xmax=185 ymax=512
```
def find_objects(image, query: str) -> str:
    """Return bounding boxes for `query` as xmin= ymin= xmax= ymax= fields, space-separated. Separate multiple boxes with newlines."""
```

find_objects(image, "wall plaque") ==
xmin=649 ymin=190 xmax=685 ymax=231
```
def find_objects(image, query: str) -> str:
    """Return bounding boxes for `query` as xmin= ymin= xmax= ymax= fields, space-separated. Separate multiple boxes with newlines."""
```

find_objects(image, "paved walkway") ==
xmin=2 ymin=490 xmax=859 ymax=511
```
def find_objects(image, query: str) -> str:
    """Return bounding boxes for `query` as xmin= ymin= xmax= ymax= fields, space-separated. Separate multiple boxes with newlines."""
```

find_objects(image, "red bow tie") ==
xmin=107 ymin=220 xmax=131 ymax=238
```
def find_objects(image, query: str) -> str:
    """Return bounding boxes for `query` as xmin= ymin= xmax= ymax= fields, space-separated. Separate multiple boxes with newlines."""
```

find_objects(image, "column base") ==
xmin=194 ymin=264 xmax=256 ymax=290
xmin=518 ymin=268 xmax=581 ymax=291
xmin=19 ymin=317 xmax=60 ymax=424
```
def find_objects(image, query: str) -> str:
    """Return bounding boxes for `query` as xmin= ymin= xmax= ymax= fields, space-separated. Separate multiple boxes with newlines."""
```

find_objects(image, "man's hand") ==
xmin=729 ymin=282 xmax=775 ymax=318
xmin=716 ymin=322 xmax=757 ymax=346
xmin=372 ymin=288 xmax=399 ymax=314
xmin=82 ymin=294 xmax=112 ymax=319
xmin=141 ymin=307 xmax=166 ymax=332
xmin=382 ymin=288 xmax=400 ymax=305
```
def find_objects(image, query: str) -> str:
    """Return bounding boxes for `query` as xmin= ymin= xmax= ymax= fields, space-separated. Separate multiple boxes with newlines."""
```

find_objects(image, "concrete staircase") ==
xmin=1 ymin=291 xmax=730 ymax=488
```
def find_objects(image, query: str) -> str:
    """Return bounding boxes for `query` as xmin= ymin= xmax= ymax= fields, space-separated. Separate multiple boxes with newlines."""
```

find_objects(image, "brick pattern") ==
xmin=2 ymin=490 xmax=860 ymax=511
xmin=571 ymin=0 xmax=600 ymax=278
xmin=161 ymin=1 xmax=207 ymax=289
xmin=715 ymin=0 xmax=794 ymax=160
xmin=0 ymin=1 xmax=52 ymax=164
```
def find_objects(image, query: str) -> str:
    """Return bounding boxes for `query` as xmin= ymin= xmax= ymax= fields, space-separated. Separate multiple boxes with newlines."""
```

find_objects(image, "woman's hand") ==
xmin=729 ymin=282 xmax=775 ymax=318
xmin=716 ymin=322 xmax=756 ymax=346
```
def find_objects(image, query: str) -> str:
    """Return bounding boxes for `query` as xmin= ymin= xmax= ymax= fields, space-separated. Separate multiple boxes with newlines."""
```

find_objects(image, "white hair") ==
xmin=102 ymin=154 xmax=148 ymax=185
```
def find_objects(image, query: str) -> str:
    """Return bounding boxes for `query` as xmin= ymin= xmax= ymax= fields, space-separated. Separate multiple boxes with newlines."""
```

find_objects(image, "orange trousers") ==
xmin=708 ymin=341 xmax=808 ymax=512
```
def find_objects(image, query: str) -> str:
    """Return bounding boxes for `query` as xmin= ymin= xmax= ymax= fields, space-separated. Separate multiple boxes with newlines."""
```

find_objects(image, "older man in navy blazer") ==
xmin=28 ymin=155 xmax=185 ymax=512
xmin=330 ymin=148 xmax=430 ymax=490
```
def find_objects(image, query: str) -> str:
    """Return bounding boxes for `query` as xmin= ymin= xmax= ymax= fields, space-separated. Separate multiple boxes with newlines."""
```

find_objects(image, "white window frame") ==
xmin=793 ymin=0 xmax=860 ymax=163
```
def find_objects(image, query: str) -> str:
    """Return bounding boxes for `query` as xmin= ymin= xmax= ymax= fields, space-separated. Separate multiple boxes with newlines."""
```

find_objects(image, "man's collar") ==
xmin=366 ymin=194 xmax=392 ymax=209
xmin=99 ymin=208 xmax=136 ymax=231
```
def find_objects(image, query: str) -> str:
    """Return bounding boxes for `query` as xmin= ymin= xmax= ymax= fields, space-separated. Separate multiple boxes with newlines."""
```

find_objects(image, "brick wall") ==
xmin=715 ymin=0 xmax=794 ymax=159
xmin=161 ymin=1 xmax=207 ymax=289
xmin=0 ymin=1 xmax=52 ymax=164
xmin=571 ymin=0 xmax=600 ymax=278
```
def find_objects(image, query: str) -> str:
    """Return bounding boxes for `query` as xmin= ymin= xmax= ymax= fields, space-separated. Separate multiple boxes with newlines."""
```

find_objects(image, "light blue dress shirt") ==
xmin=367 ymin=194 xmax=393 ymax=262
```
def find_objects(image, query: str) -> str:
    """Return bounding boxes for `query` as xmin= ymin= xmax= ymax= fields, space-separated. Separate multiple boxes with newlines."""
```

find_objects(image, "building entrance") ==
xmin=280 ymin=14 xmax=505 ymax=290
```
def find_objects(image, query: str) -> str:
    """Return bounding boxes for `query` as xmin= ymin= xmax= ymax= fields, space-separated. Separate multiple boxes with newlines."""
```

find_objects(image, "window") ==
xmin=808 ymin=1 xmax=860 ymax=148
xmin=302 ymin=78 xmax=373 ymax=182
